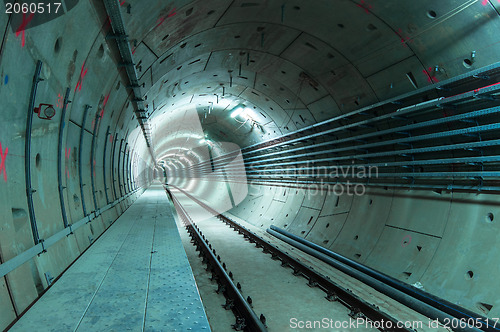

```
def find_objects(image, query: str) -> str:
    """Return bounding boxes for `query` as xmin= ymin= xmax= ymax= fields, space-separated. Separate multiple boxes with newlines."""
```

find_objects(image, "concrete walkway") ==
xmin=11 ymin=184 xmax=210 ymax=332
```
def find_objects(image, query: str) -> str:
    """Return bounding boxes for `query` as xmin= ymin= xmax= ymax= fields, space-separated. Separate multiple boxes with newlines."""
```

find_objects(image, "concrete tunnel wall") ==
xmin=1 ymin=0 xmax=500 ymax=329
xmin=0 ymin=1 xmax=155 ymax=328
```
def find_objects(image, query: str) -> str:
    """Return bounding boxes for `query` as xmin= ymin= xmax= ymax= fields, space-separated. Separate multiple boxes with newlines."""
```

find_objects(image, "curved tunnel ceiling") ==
xmin=1 ymin=0 xmax=500 ymax=329
xmin=116 ymin=0 xmax=500 ymax=175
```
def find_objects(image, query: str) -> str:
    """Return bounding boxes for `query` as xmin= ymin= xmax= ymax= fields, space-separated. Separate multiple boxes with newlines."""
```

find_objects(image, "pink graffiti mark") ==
xmin=356 ymin=0 xmax=372 ymax=14
xmin=401 ymin=235 xmax=412 ymax=248
xmin=109 ymin=134 xmax=114 ymax=144
xmin=482 ymin=0 xmax=500 ymax=5
xmin=75 ymin=62 xmax=88 ymax=92
xmin=0 ymin=143 xmax=8 ymax=183
xmin=120 ymin=0 xmax=126 ymax=5
xmin=93 ymin=160 xmax=96 ymax=177
xmin=100 ymin=94 xmax=110 ymax=118
xmin=423 ymin=67 xmax=439 ymax=83
xmin=65 ymin=148 xmax=71 ymax=178
xmin=56 ymin=93 xmax=64 ymax=108
xmin=16 ymin=13 xmax=35 ymax=47
xmin=155 ymin=8 xmax=177 ymax=29
xmin=395 ymin=28 xmax=413 ymax=48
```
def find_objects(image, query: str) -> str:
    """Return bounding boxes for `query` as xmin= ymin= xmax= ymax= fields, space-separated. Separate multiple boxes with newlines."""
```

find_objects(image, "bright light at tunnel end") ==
xmin=230 ymin=105 xmax=245 ymax=118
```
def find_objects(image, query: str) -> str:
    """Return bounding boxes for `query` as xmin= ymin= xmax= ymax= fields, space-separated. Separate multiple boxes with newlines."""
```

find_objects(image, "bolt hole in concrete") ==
xmin=463 ymin=58 xmax=473 ymax=68
xmin=427 ymin=10 xmax=437 ymax=18
xmin=465 ymin=270 xmax=474 ymax=280
xmin=73 ymin=194 xmax=80 ymax=208
xmin=35 ymin=153 xmax=41 ymax=170
xmin=54 ymin=37 xmax=62 ymax=53
xmin=369 ymin=199 xmax=373 ymax=205
xmin=97 ymin=44 xmax=104 ymax=58
xmin=486 ymin=212 xmax=494 ymax=223
xmin=325 ymin=223 xmax=330 ymax=228
xmin=354 ymin=235 xmax=359 ymax=240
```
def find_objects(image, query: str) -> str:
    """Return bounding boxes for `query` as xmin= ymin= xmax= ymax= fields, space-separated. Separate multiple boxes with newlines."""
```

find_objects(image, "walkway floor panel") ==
xmin=10 ymin=184 xmax=210 ymax=332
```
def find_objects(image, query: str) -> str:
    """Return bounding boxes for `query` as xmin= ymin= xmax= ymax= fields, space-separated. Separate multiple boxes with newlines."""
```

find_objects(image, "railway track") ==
xmin=166 ymin=185 xmax=415 ymax=332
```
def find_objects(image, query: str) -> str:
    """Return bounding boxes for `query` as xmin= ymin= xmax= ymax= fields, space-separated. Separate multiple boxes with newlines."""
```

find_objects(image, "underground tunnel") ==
xmin=1 ymin=0 xmax=500 ymax=331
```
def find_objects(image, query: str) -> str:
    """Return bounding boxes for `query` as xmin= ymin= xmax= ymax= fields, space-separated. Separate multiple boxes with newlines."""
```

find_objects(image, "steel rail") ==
xmin=187 ymin=155 xmax=500 ymax=178
xmin=185 ymin=104 xmax=500 ymax=173
xmin=238 ymin=62 xmax=500 ymax=153
xmin=269 ymin=225 xmax=498 ymax=332
xmin=169 ymin=185 xmax=415 ymax=331
xmin=182 ymin=68 xmax=500 ymax=168
xmin=165 ymin=177 xmax=500 ymax=193
xmin=185 ymin=122 xmax=500 ymax=177
xmin=166 ymin=188 xmax=267 ymax=332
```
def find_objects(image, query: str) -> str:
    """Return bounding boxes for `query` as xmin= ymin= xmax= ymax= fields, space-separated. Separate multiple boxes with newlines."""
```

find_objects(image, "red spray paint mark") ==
xmin=109 ymin=134 xmax=114 ymax=144
xmin=100 ymin=94 xmax=110 ymax=118
xmin=65 ymin=148 xmax=71 ymax=178
xmin=395 ymin=28 xmax=412 ymax=48
xmin=16 ymin=13 xmax=35 ymax=47
xmin=423 ymin=67 xmax=439 ymax=83
xmin=155 ymin=8 xmax=176 ymax=29
xmin=0 ymin=143 xmax=8 ymax=182
xmin=120 ymin=0 xmax=126 ymax=5
xmin=356 ymin=0 xmax=372 ymax=14
xmin=56 ymin=93 xmax=64 ymax=108
xmin=401 ymin=234 xmax=412 ymax=247
xmin=482 ymin=0 xmax=500 ymax=5
xmin=93 ymin=160 xmax=96 ymax=177
xmin=75 ymin=62 xmax=88 ymax=92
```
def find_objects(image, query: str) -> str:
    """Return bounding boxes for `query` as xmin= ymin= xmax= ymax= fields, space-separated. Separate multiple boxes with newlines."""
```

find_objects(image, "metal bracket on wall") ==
xmin=111 ymin=135 xmax=118 ymax=200
xmin=44 ymin=272 xmax=54 ymax=286
xmin=78 ymin=105 xmax=91 ymax=217
xmin=90 ymin=112 xmax=101 ymax=213
xmin=103 ymin=126 xmax=111 ymax=204
xmin=103 ymin=0 xmax=155 ymax=159
xmin=25 ymin=60 xmax=43 ymax=245
xmin=117 ymin=138 xmax=124 ymax=197
xmin=57 ymin=87 xmax=71 ymax=228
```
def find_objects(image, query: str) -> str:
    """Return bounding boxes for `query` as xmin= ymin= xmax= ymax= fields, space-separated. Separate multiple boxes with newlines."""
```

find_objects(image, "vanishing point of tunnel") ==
xmin=1 ymin=0 xmax=500 ymax=331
